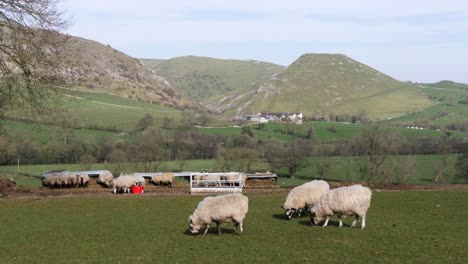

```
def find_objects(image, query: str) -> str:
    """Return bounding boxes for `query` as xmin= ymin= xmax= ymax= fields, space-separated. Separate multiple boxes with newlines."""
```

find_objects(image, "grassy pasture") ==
xmin=0 ymin=190 xmax=467 ymax=263
xmin=0 ymin=155 xmax=461 ymax=188
xmin=387 ymin=86 xmax=468 ymax=126
xmin=2 ymin=120 xmax=126 ymax=145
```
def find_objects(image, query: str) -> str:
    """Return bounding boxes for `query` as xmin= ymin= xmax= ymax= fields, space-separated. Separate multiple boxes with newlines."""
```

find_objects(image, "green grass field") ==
xmin=0 ymin=190 xmax=467 ymax=263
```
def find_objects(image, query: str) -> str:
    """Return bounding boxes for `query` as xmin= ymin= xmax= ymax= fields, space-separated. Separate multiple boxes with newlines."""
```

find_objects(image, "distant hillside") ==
xmin=142 ymin=56 xmax=285 ymax=101
xmin=61 ymin=36 xmax=189 ymax=109
xmin=206 ymin=53 xmax=434 ymax=119
xmin=139 ymin=58 xmax=165 ymax=68
xmin=423 ymin=80 xmax=468 ymax=90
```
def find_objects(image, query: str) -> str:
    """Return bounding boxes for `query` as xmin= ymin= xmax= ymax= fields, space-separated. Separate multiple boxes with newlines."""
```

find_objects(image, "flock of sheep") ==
xmin=188 ymin=180 xmax=372 ymax=236
xmin=42 ymin=173 xmax=91 ymax=188
xmin=42 ymin=171 xmax=176 ymax=193
xmin=42 ymin=171 xmax=371 ymax=235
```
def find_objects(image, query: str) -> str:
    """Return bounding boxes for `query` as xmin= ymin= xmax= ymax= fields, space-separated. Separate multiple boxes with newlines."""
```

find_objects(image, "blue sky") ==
xmin=60 ymin=0 xmax=468 ymax=83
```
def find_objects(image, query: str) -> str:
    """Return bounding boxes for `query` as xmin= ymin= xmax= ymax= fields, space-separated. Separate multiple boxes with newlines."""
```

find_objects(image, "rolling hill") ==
xmin=205 ymin=53 xmax=434 ymax=119
xmin=422 ymin=80 xmax=468 ymax=90
xmin=60 ymin=36 xmax=190 ymax=109
xmin=141 ymin=56 xmax=285 ymax=102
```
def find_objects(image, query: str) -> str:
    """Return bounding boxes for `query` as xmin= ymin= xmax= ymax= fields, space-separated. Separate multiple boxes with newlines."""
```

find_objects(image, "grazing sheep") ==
xmin=150 ymin=173 xmax=174 ymax=187
xmin=97 ymin=170 xmax=114 ymax=187
xmin=188 ymin=193 xmax=249 ymax=236
xmin=282 ymin=180 xmax=330 ymax=219
xmin=77 ymin=174 xmax=89 ymax=188
xmin=112 ymin=174 xmax=134 ymax=194
xmin=310 ymin=184 xmax=372 ymax=229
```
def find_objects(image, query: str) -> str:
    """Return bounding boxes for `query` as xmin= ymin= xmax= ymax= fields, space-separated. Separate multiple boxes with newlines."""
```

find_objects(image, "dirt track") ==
xmin=3 ymin=182 xmax=468 ymax=200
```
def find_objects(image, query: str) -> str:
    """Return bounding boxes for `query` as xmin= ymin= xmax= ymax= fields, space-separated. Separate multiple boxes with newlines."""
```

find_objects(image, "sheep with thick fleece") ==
xmin=225 ymin=173 xmax=247 ymax=187
xmin=151 ymin=173 xmax=174 ymax=187
xmin=131 ymin=174 xmax=145 ymax=186
xmin=112 ymin=174 xmax=134 ymax=193
xmin=77 ymin=174 xmax=89 ymax=188
xmin=310 ymin=184 xmax=372 ymax=229
xmin=282 ymin=180 xmax=330 ymax=219
xmin=97 ymin=170 xmax=114 ymax=187
xmin=189 ymin=193 xmax=249 ymax=236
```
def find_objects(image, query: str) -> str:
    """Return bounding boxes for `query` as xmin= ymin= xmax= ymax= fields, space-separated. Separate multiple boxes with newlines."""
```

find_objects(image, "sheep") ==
xmin=310 ymin=184 xmax=372 ymax=229
xmin=77 ymin=174 xmax=89 ymax=188
xmin=69 ymin=174 xmax=79 ymax=188
xmin=282 ymin=180 xmax=330 ymax=219
xmin=42 ymin=175 xmax=57 ymax=188
xmin=204 ymin=175 xmax=221 ymax=187
xmin=131 ymin=174 xmax=145 ymax=186
xmin=97 ymin=170 xmax=114 ymax=187
xmin=188 ymin=193 xmax=249 ymax=236
xmin=225 ymin=173 xmax=247 ymax=187
xmin=150 ymin=173 xmax=174 ymax=188
xmin=112 ymin=174 xmax=134 ymax=194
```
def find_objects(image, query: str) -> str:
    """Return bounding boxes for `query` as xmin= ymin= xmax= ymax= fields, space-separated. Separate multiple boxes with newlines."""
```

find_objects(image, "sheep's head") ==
xmin=188 ymin=216 xmax=202 ymax=234
xmin=309 ymin=207 xmax=322 ymax=226
xmin=282 ymin=205 xmax=296 ymax=220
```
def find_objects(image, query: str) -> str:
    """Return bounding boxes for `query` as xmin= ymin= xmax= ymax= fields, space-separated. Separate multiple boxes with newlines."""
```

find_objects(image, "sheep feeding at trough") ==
xmin=150 ymin=173 xmax=174 ymax=188
xmin=112 ymin=174 xmax=134 ymax=194
xmin=282 ymin=180 xmax=330 ymax=219
xmin=96 ymin=170 xmax=114 ymax=187
xmin=188 ymin=193 xmax=249 ymax=236
xmin=310 ymin=184 xmax=372 ymax=229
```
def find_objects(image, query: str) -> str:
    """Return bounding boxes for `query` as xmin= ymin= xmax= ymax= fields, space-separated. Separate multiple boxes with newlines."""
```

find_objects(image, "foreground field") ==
xmin=0 ymin=190 xmax=467 ymax=263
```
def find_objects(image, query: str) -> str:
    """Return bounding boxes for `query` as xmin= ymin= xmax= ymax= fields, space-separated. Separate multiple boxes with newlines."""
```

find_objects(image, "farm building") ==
xmin=242 ymin=112 xmax=303 ymax=124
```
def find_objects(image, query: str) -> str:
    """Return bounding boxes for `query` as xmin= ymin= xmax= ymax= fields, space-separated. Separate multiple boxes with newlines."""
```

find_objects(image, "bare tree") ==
xmin=351 ymin=124 xmax=401 ymax=183
xmin=1 ymin=0 xmax=69 ymax=118
xmin=264 ymin=140 xmax=312 ymax=178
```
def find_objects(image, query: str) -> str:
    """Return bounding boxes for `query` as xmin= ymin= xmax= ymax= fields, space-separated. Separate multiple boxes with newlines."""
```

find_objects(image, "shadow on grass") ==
xmin=298 ymin=220 xmax=343 ymax=227
xmin=182 ymin=227 xmax=239 ymax=236
xmin=272 ymin=213 xmax=289 ymax=221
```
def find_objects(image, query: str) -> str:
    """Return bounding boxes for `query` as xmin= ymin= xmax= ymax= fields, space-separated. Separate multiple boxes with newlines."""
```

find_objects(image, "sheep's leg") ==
xmin=216 ymin=222 xmax=221 ymax=235
xmin=361 ymin=215 xmax=366 ymax=229
xmin=338 ymin=215 xmax=343 ymax=228
xmin=203 ymin=224 xmax=210 ymax=236
xmin=234 ymin=222 xmax=238 ymax=233
xmin=322 ymin=217 xmax=329 ymax=227
xmin=351 ymin=215 xmax=359 ymax=227
xmin=239 ymin=222 xmax=244 ymax=235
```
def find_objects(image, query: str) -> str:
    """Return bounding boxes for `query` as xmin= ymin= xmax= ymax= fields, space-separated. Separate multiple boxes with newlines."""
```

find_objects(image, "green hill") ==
xmin=139 ymin=58 xmax=165 ymax=68
xmin=207 ymin=54 xmax=434 ymax=119
xmin=143 ymin=56 xmax=285 ymax=101
xmin=422 ymin=80 xmax=468 ymax=90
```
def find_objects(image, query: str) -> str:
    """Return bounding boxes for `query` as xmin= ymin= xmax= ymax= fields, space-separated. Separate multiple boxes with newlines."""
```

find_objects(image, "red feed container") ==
xmin=132 ymin=185 xmax=144 ymax=194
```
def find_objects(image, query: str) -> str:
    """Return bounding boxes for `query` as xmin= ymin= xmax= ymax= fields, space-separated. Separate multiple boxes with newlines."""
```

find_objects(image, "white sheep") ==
xmin=112 ymin=174 xmax=134 ymax=194
xmin=225 ymin=173 xmax=247 ymax=187
xmin=97 ymin=170 xmax=114 ymax=187
xmin=77 ymin=174 xmax=89 ymax=188
xmin=310 ymin=184 xmax=372 ymax=229
xmin=150 ymin=173 xmax=174 ymax=188
xmin=131 ymin=174 xmax=146 ymax=186
xmin=282 ymin=180 xmax=330 ymax=219
xmin=188 ymin=193 xmax=249 ymax=236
